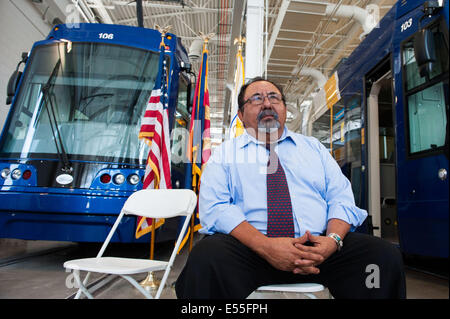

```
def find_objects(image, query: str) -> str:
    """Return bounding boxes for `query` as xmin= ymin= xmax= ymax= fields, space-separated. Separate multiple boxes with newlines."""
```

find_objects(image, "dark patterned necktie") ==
xmin=266 ymin=145 xmax=295 ymax=237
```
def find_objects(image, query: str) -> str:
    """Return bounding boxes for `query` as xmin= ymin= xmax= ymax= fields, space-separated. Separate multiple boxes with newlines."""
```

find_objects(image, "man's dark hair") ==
xmin=237 ymin=76 xmax=286 ymax=112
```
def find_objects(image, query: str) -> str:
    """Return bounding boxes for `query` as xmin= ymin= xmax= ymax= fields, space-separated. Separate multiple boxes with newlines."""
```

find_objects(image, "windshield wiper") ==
xmin=41 ymin=59 xmax=72 ymax=174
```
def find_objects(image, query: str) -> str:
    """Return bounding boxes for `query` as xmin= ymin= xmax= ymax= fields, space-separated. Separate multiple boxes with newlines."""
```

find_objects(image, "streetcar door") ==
xmin=396 ymin=22 xmax=449 ymax=258
xmin=171 ymin=73 xmax=191 ymax=190
xmin=366 ymin=61 xmax=398 ymax=244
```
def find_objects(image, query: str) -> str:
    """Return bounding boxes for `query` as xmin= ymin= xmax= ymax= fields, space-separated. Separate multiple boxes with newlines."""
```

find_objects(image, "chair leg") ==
xmin=73 ymin=270 xmax=94 ymax=299
xmin=155 ymin=268 xmax=172 ymax=299
xmin=121 ymin=275 xmax=154 ymax=299
xmin=328 ymin=290 xmax=334 ymax=299
xmin=74 ymin=271 xmax=92 ymax=299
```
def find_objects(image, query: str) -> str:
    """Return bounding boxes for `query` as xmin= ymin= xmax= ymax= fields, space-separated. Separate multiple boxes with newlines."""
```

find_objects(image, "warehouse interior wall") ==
xmin=0 ymin=0 xmax=52 ymax=132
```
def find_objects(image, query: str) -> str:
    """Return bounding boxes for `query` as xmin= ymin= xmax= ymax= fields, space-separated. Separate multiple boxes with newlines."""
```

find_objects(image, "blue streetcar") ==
xmin=0 ymin=24 xmax=192 ymax=243
xmin=309 ymin=0 xmax=448 ymax=258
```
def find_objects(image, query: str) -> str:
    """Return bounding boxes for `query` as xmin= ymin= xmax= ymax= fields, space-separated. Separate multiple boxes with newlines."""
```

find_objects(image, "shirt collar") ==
xmin=237 ymin=127 xmax=297 ymax=149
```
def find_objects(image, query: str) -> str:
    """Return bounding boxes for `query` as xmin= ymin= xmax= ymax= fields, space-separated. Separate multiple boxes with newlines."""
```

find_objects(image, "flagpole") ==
xmin=189 ymin=146 xmax=198 ymax=252
xmin=140 ymin=25 xmax=172 ymax=292
xmin=188 ymin=34 xmax=214 ymax=252
xmin=150 ymin=218 xmax=156 ymax=259
xmin=140 ymin=217 xmax=160 ymax=290
xmin=189 ymin=212 xmax=195 ymax=251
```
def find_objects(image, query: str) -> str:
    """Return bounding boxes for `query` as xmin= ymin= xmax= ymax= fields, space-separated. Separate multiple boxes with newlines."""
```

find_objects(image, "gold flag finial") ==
xmin=199 ymin=32 xmax=215 ymax=44
xmin=234 ymin=36 xmax=246 ymax=52
xmin=155 ymin=25 xmax=172 ymax=45
xmin=155 ymin=24 xmax=172 ymax=37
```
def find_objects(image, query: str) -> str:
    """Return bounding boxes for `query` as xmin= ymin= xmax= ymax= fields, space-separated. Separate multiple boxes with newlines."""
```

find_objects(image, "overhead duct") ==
xmin=325 ymin=3 xmax=379 ymax=37
xmin=288 ymin=67 xmax=325 ymax=132
xmin=286 ymin=102 xmax=301 ymax=131
xmin=188 ymin=39 xmax=204 ymax=62
xmin=298 ymin=67 xmax=327 ymax=88
xmin=31 ymin=0 xmax=73 ymax=26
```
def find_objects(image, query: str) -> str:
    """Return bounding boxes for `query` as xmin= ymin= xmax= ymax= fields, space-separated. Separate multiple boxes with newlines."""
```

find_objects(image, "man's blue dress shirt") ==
xmin=199 ymin=127 xmax=367 ymax=237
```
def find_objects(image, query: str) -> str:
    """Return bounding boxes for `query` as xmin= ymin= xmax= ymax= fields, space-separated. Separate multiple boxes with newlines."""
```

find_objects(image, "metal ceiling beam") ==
xmin=116 ymin=10 xmax=209 ymax=24
xmin=90 ymin=0 xmax=114 ymax=24
xmin=72 ymin=0 xmax=96 ymax=23
xmin=264 ymin=0 xmax=291 ymax=73
xmin=111 ymin=0 xmax=232 ymax=13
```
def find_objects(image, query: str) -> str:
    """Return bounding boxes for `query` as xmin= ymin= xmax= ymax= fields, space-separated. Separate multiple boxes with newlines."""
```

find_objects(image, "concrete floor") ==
xmin=0 ymin=237 xmax=448 ymax=299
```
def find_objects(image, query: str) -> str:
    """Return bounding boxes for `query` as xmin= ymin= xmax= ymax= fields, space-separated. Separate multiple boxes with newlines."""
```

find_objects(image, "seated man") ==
xmin=176 ymin=77 xmax=406 ymax=299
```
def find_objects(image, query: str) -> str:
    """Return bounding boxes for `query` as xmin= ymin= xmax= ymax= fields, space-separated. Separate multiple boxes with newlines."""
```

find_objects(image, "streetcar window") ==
xmin=403 ymin=26 xmax=448 ymax=91
xmin=402 ymin=24 xmax=448 ymax=155
xmin=311 ymin=100 xmax=345 ymax=165
xmin=332 ymin=101 xmax=345 ymax=166
xmin=407 ymin=82 xmax=447 ymax=153
xmin=345 ymin=95 xmax=363 ymax=207
xmin=0 ymin=42 xmax=165 ymax=164
xmin=176 ymin=77 xmax=190 ymax=119
xmin=403 ymin=43 xmax=426 ymax=90
xmin=311 ymin=108 xmax=331 ymax=151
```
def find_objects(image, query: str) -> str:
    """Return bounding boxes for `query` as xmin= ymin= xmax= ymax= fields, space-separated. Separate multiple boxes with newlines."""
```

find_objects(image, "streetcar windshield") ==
xmin=0 ymin=42 xmax=162 ymax=164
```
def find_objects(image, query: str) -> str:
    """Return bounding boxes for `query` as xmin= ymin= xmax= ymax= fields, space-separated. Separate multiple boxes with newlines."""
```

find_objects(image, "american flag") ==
xmin=136 ymin=42 xmax=172 ymax=239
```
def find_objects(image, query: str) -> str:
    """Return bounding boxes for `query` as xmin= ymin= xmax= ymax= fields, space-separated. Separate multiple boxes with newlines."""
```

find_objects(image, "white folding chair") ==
xmin=64 ymin=189 xmax=197 ymax=299
xmin=253 ymin=283 xmax=329 ymax=299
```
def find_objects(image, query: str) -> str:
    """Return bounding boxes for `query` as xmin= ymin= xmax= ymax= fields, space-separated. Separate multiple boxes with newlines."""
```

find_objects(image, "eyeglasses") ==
xmin=244 ymin=93 xmax=283 ymax=106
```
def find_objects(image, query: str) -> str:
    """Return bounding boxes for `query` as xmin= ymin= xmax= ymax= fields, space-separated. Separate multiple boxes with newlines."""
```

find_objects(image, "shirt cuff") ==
xmin=327 ymin=203 xmax=368 ymax=231
xmin=200 ymin=204 xmax=247 ymax=235
xmin=216 ymin=206 xmax=247 ymax=234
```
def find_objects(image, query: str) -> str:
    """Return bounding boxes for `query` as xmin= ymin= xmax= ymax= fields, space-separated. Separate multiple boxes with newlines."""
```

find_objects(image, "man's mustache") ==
xmin=257 ymin=109 xmax=279 ymax=122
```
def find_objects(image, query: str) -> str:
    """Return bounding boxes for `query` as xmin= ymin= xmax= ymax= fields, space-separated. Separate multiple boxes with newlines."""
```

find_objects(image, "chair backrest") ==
xmin=95 ymin=189 xmax=197 ymax=259
xmin=121 ymin=189 xmax=197 ymax=219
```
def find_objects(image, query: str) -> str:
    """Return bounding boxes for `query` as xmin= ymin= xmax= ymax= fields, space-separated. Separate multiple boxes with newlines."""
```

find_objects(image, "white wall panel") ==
xmin=0 ymin=0 xmax=51 ymax=131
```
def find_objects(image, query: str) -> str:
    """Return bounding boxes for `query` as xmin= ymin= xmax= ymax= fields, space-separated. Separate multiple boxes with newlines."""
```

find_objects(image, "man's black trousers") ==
xmin=175 ymin=232 xmax=406 ymax=299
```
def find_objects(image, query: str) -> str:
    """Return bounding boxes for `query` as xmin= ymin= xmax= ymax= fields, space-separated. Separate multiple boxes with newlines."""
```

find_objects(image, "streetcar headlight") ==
xmin=128 ymin=174 xmax=140 ymax=185
xmin=1 ymin=168 xmax=10 ymax=179
xmin=11 ymin=169 xmax=22 ymax=180
xmin=113 ymin=173 xmax=125 ymax=185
